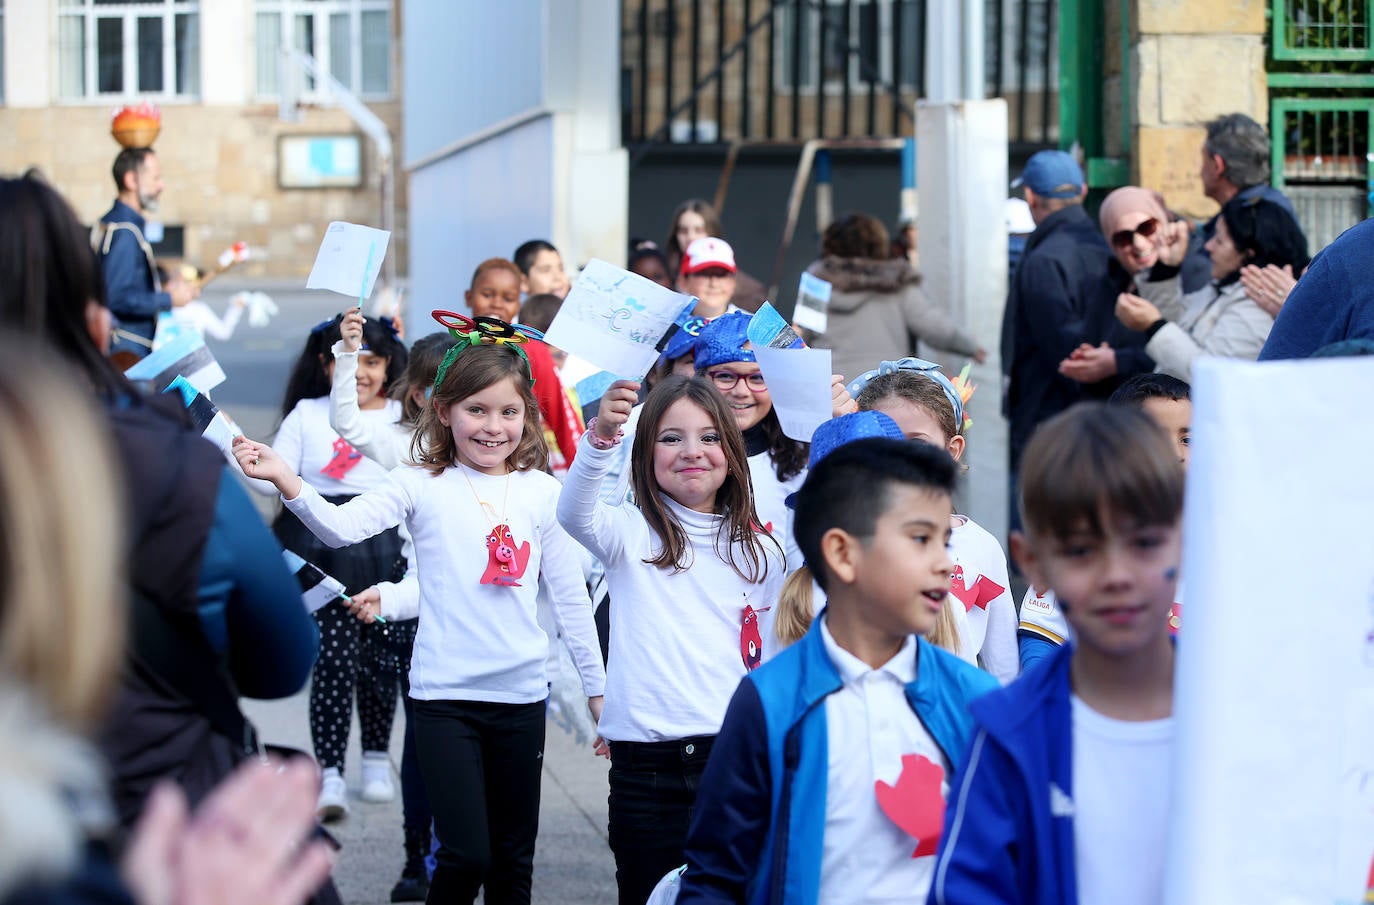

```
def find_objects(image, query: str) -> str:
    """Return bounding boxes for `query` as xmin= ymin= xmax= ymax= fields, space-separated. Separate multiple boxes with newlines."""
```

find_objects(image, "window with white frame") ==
xmin=57 ymin=0 xmax=200 ymax=101
xmin=255 ymin=0 xmax=391 ymax=100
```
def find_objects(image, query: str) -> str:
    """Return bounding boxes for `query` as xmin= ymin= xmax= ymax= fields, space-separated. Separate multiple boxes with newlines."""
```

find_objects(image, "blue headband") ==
xmin=847 ymin=357 xmax=964 ymax=430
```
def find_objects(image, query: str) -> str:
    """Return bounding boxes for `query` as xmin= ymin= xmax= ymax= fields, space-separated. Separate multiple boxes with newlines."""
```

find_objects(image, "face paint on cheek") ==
xmin=1163 ymin=567 xmax=1179 ymax=582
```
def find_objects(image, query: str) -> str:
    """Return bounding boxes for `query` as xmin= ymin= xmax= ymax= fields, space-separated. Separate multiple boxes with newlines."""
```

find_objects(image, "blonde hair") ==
xmin=0 ymin=336 xmax=124 ymax=728
xmin=773 ymin=564 xmax=963 ymax=655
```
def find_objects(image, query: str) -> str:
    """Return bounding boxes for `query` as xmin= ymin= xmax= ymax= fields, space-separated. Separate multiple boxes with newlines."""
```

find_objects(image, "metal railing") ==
xmin=621 ymin=0 xmax=1058 ymax=149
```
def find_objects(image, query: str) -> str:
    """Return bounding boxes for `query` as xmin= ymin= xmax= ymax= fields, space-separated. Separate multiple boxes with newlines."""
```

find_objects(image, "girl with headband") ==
xmin=234 ymin=313 xmax=605 ymax=905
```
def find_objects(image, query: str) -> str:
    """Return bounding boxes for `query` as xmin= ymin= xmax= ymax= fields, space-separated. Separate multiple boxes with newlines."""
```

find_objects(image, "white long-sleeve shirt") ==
xmin=328 ymin=341 xmax=412 ymax=469
xmin=949 ymin=516 xmax=1018 ymax=684
xmin=557 ymin=435 xmax=785 ymax=742
xmin=253 ymin=396 xmax=402 ymax=497
xmin=284 ymin=464 xmax=605 ymax=704
xmin=748 ymin=451 xmax=805 ymax=573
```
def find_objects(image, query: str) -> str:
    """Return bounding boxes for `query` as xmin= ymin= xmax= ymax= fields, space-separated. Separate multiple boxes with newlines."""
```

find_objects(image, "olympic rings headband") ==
xmin=846 ymin=357 xmax=973 ymax=433
xmin=430 ymin=310 xmax=545 ymax=393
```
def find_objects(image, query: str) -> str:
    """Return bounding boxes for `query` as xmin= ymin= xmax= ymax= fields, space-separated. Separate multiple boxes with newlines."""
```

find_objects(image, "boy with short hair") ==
xmin=1018 ymin=375 xmax=1191 ymax=665
xmin=932 ymin=402 xmax=1185 ymax=905
xmin=513 ymin=239 xmax=571 ymax=298
xmin=677 ymin=433 xmax=997 ymax=905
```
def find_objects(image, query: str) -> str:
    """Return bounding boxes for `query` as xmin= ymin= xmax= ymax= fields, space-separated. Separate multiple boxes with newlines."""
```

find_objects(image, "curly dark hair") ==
xmin=821 ymin=212 xmax=889 ymax=260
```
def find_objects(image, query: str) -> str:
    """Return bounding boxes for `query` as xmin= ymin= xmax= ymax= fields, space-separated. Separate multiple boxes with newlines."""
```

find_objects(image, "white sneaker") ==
xmin=361 ymin=751 xmax=396 ymax=803
xmin=317 ymin=768 xmax=349 ymax=821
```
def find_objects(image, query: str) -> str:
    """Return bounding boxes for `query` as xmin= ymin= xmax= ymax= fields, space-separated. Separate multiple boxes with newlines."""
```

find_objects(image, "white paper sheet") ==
xmin=543 ymin=259 xmax=695 ymax=379
xmin=1164 ymin=356 xmax=1374 ymax=905
xmin=753 ymin=346 xmax=833 ymax=443
xmin=306 ymin=221 xmax=391 ymax=301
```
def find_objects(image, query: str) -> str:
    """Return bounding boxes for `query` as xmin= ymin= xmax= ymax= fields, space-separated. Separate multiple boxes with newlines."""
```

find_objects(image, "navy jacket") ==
xmin=927 ymin=644 xmax=1078 ymax=905
xmin=1260 ymin=216 xmax=1374 ymax=360
xmin=98 ymin=200 xmax=170 ymax=348
xmin=678 ymin=615 xmax=998 ymax=905
xmin=1000 ymin=205 xmax=1114 ymax=461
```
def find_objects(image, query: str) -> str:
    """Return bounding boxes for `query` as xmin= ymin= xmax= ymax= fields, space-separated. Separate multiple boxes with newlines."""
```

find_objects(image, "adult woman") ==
xmin=1116 ymin=196 xmax=1309 ymax=381
xmin=0 ymin=334 xmax=331 ymax=905
xmin=801 ymin=212 xmax=985 ymax=383
xmin=1057 ymin=187 xmax=1184 ymax=396
xmin=0 ymin=173 xmax=318 ymax=840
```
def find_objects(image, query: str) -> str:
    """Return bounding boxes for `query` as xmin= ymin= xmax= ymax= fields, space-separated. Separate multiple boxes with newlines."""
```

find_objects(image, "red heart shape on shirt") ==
xmin=874 ymin=753 xmax=946 ymax=858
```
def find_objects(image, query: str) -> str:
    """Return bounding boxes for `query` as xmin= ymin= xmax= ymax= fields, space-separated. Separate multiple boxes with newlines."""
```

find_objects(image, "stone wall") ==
xmin=1133 ymin=0 xmax=1267 ymax=219
xmin=0 ymin=101 xmax=404 ymax=281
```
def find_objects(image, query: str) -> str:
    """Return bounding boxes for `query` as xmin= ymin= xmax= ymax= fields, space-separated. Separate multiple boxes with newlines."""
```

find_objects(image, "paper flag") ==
xmin=543 ymin=259 xmax=696 ymax=379
xmin=306 ymin=221 xmax=391 ymax=301
xmin=125 ymin=329 xmax=226 ymax=395
xmin=747 ymin=302 xmax=805 ymax=351
xmin=281 ymin=549 xmax=348 ymax=615
xmin=793 ymin=272 xmax=833 ymax=334
xmin=163 ymin=374 xmax=244 ymax=453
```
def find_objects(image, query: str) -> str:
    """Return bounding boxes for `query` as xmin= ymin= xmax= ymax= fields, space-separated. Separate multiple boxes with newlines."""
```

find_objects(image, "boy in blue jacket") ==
xmin=930 ymin=402 xmax=1185 ymax=905
xmin=677 ymin=425 xmax=997 ymax=905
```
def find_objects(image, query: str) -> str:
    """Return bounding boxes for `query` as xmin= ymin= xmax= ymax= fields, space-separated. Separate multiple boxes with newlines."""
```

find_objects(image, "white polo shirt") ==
xmin=818 ymin=620 xmax=949 ymax=904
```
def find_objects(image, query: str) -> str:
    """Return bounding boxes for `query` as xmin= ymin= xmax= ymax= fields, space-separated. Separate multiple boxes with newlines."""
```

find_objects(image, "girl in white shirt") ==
xmin=235 ymin=316 xmax=604 ymax=905
xmin=260 ymin=314 xmax=409 ymax=817
xmin=852 ymin=359 xmax=1020 ymax=684
xmin=557 ymin=374 xmax=785 ymax=905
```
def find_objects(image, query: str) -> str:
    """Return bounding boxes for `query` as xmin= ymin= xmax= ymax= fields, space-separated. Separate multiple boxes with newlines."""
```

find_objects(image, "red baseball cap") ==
xmin=681 ymin=237 xmax=737 ymax=275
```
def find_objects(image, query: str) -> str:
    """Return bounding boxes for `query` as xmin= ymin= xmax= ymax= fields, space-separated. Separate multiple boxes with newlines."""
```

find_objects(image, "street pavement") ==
xmin=209 ymin=283 xmax=616 ymax=904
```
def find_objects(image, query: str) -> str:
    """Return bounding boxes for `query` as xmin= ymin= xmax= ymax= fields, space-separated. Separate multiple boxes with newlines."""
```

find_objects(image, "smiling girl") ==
xmin=257 ymin=313 xmax=408 ymax=820
xmin=557 ymin=375 xmax=785 ymax=905
xmin=235 ymin=314 xmax=604 ymax=905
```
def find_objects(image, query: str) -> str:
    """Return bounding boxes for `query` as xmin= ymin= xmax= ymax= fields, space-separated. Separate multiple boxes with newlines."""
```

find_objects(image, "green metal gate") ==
xmin=1267 ymin=0 xmax=1374 ymax=251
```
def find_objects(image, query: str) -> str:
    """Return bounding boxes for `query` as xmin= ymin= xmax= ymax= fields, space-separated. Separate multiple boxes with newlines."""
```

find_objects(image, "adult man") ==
xmin=1000 ymin=150 xmax=1112 ymax=531
xmin=1259 ymin=216 xmax=1374 ymax=359
xmin=1182 ymin=113 xmax=1298 ymax=292
xmin=97 ymin=147 xmax=196 ymax=357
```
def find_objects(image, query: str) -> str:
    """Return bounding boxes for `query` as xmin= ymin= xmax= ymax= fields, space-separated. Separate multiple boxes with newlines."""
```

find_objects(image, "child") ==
xmin=679 ymin=237 xmax=738 ymax=319
xmin=466 ymin=258 xmax=583 ymax=474
xmin=234 ymin=314 xmax=605 ymax=904
xmin=676 ymin=437 xmax=998 ymax=905
xmin=629 ymin=245 xmax=673 ymax=289
xmin=768 ymin=411 xmax=970 ymax=666
xmin=692 ymin=312 xmax=809 ymax=572
xmin=557 ymin=375 xmax=786 ymax=905
xmin=256 ymin=312 xmax=408 ymax=820
xmin=930 ymin=403 xmax=1184 ymax=905
xmin=513 ymin=238 xmax=571 ymax=298
xmin=850 ymin=358 xmax=1019 ymax=683
xmin=329 ymin=307 xmax=455 ymax=902
xmin=1017 ymin=373 xmax=1191 ymax=669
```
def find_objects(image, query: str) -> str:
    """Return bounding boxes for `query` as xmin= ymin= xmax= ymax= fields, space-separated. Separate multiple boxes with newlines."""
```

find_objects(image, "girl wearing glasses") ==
xmin=692 ymin=312 xmax=854 ymax=574
xmin=1114 ymin=196 xmax=1309 ymax=381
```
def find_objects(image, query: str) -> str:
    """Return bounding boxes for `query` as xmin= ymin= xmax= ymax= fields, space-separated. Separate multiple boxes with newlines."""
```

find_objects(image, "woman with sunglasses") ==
xmin=1058 ymin=187 xmax=1189 ymax=394
xmin=1115 ymin=196 xmax=1309 ymax=381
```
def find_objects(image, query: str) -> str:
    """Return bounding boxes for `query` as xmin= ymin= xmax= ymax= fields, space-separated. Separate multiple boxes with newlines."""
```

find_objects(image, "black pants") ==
xmin=607 ymin=736 xmax=715 ymax=905
xmin=412 ymin=698 xmax=546 ymax=905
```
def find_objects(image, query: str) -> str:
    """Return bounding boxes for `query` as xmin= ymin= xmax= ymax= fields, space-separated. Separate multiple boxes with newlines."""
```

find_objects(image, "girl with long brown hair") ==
xmin=557 ymin=374 xmax=785 ymax=905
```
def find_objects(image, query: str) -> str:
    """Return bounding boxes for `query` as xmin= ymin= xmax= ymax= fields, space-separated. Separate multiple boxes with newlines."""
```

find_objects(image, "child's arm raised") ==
xmin=676 ymin=680 xmax=773 ymax=905
xmin=328 ymin=308 xmax=395 ymax=466
xmin=555 ymin=380 xmax=640 ymax=563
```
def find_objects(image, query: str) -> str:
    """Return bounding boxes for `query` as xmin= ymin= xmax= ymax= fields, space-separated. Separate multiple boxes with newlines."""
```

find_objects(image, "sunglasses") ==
xmin=1111 ymin=218 xmax=1159 ymax=249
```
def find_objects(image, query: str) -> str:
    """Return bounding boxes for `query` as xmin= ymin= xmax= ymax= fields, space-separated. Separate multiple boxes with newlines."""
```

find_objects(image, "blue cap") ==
xmin=1011 ymin=150 xmax=1084 ymax=199
xmin=847 ymin=357 xmax=964 ymax=432
xmin=786 ymin=411 xmax=905 ymax=508
xmin=693 ymin=311 xmax=755 ymax=370
xmin=660 ymin=314 xmax=708 ymax=363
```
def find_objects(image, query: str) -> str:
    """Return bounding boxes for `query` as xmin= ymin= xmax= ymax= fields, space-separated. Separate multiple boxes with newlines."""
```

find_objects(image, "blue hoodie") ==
xmin=678 ymin=613 xmax=998 ymax=905
xmin=927 ymin=643 xmax=1080 ymax=905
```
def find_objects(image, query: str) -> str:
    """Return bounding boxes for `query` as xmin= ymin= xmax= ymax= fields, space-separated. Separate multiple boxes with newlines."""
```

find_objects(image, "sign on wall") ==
xmin=278 ymin=134 xmax=364 ymax=189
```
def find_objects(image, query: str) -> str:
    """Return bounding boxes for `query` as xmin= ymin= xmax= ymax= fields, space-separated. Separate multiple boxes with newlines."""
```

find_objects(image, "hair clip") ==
xmin=376 ymin=315 xmax=401 ymax=340
xmin=429 ymin=310 xmax=544 ymax=393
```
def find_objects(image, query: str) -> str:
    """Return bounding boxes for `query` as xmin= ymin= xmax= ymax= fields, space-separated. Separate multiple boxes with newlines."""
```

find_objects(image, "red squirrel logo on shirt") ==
xmin=319 ymin=437 xmax=363 ymax=480
xmin=740 ymin=604 xmax=764 ymax=671
xmin=875 ymin=753 xmax=947 ymax=858
xmin=480 ymin=524 xmax=531 ymax=587
xmin=949 ymin=565 xmax=1005 ymax=613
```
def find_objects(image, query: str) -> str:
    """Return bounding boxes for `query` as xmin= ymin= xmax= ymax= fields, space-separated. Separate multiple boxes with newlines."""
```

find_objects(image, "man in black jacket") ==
xmin=1000 ymin=151 xmax=1112 ymax=531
